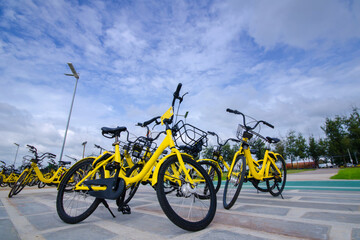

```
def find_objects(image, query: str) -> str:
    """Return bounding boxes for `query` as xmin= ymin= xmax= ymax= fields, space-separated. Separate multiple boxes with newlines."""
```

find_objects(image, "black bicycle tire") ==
xmin=8 ymin=169 xmax=30 ymax=198
xmin=197 ymin=161 xmax=222 ymax=194
xmin=56 ymin=158 xmax=102 ymax=224
xmin=38 ymin=181 xmax=46 ymax=188
xmin=223 ymin=155 xmax=246 ymax=210
xmin=251 ymin=179 xmax=269 ymax=192
xmin=267 ymin=155 xmax=287 ymax=197
xmin=157 ymin=155 xmax=217 ymax=231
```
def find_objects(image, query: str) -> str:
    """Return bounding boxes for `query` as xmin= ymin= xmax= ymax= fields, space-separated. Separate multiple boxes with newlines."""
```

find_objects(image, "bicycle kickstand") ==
xmin=101 ymin=199 xmax=116 ymax=218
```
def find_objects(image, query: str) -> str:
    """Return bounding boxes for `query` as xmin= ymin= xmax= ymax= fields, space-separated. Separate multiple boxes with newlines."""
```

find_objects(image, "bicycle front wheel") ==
xmin=157 ymin=155 xmax=217 ymax=231
xmin=8 ymin=169 xmax=30 ymax=198
xmin=56 ymin=158 xmax=102 ymax=224
xmin=223 ymin=155 xmax=246 ymax=210
xmin=266 ymin=155 xmax=287 ymax=197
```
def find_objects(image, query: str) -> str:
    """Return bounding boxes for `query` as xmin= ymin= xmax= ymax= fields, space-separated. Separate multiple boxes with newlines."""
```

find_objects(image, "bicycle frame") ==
xmin=227 ymin=139 xmax=282 ymax=181
xmin=74 ymin=107 xmax=196 ymax=192
xmin=30 ymin=162 xmax=67 ymax=184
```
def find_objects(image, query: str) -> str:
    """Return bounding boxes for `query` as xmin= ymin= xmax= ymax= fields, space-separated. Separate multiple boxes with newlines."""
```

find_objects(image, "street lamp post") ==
xmin=59 ymin=63 xmax=80 ymax=162
xmin=82 ymin=141 xmax=87 ymax=158
xmin=13 ymin=143 xmax=20 ymax=167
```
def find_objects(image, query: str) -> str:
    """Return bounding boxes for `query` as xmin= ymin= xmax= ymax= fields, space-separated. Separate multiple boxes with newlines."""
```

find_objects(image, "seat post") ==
xmin=113 ymin=135 xmax=121 ymax=164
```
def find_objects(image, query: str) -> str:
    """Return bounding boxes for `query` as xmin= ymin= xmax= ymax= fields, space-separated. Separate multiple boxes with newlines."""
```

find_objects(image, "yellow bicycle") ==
xmin=223 ymin=108 xmax=286 ymax=209
xmin=0 ymin=161 xmax=19 ymax=187
xmin=8 ymin=145 xmax=71 ymax=198
xmin=56 ymin=83 xmax=217 ymax=231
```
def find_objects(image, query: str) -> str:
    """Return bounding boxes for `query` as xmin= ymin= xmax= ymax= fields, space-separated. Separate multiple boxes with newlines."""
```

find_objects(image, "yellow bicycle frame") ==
xmin=74 ymin=107 xmax=196 ymax=192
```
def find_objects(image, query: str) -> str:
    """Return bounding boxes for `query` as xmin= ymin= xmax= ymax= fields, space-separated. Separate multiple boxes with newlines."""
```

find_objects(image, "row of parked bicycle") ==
xmin=4 ymin=83 xmax=286 ymax=231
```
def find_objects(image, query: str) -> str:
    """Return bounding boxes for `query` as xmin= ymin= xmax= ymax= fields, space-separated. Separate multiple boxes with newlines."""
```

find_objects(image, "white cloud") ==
xmin=1 ymin=0 xmax=360 ymax=165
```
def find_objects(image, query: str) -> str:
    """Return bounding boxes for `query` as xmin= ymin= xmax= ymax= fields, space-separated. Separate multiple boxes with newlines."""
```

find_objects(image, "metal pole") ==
xmin=59 ymin=63 xmax=79 ymax=162
xmin=82 ymin=141 xmax=87 ymax=158
xmin=13 ymin=143 xmax=19 ymax=167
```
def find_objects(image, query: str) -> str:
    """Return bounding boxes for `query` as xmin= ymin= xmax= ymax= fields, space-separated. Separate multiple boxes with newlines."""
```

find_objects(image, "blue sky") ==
xmin=1 ymin=0 xmax=360 ymax=166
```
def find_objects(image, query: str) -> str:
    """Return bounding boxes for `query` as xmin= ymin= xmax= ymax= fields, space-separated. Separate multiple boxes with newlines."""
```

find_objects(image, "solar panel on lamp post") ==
xmin=59 ymin=63 xmax=79 ymax=162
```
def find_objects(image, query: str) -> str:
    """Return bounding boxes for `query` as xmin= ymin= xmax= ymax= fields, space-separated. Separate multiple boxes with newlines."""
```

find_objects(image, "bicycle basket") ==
xmin=236 ymin=124 xmax=246 ymax=139
xmin=129 ymin=137 xmax=157 ymax=162
xmin=172 ymin=120 xmax=208 ymax=149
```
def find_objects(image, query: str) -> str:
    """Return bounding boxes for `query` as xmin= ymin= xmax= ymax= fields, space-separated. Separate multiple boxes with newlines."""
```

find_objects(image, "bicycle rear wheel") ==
xmin=223 ymin=155 xmax=246 ymax=210
xmin=56 ymin=158 xmax=102 ymax=224
xmin=197 ymin=161 xmax=221 ymax=194
xmin=8 ymin=169 xmax=30 ymax=198
xmin=157 ymin=155 xmax=217 ymax=231
xmin=266 ymin=155 xmax=286 ymax=197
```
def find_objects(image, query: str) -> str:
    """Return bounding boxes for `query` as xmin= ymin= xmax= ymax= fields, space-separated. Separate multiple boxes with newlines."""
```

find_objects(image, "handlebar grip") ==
xmin=207 ymin=131 xmax=216 ymax=136
xmin=263 ymin=121 xmax=274 ymax=129
xmin=226 ymin=108 xmax=241 ymax=115
xmin=142 ymin=116 xmax=161 ymax=127
xmin=136 ymin=123 xmax=142 ymax=126
xmin=174 ymin=83 xmax=182 ymax=98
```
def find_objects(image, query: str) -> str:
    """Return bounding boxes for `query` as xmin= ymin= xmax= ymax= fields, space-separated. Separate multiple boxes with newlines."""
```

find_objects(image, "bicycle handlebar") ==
xmin=139 ymin=116 xmax=161 ymax=127
xmin=226 ymin=108 xmax=274 ymax=130
xmin=207 ymin=130 xmax=241 ymax=147
xmin=172 ymin=83 xmax=182 ymax=106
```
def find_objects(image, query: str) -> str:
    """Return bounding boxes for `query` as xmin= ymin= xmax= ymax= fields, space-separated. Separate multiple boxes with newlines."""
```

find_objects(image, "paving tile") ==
xmin=0 ymin=219 xmax=21 ymax=240
xmin=237 ymin=197 xmax=360 ymax=212
xmin=302 ymin=212 xmax=360 ymax=224
xmin=13 ymin=201 xmax=54 ymax=215
xmin=0 ymin=206 xmax=8 ymax=218
xmin=26 ymin=212 xmax=68 ymax=231
xmin=213 ymin=211 xmax=330 ymax=240
xmin=194 ymin=229 xmax=268 ymax=240
xmin=42 ymin=224 xmax=117 ymax=240
xmin=94 ymin=209 xmax=187 ymax=238
xmin=352 ymin=228 xmax=360 ymax=240
xmin=234 ymin=205 xmax=289 ymax=216
xmin=300 ymin=197 xmax=360 ymax=204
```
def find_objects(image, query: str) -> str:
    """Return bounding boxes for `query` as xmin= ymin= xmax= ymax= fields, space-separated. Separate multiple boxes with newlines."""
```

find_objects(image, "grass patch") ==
xmin=287 ymin=169 xmax=316 ymax=174
xmin=330 ymin=167 xmax=360 ymax=180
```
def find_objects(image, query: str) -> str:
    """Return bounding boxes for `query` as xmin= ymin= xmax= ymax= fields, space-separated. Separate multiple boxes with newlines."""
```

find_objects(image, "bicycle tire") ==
xmin=197 ymin=161 xmax=222 ymax=194
xmin=157 ymin=155 xmax=217 ymax=231
xmin=38 ymin=181 xmax=46 ymax=188
xmin=223 ymin=155 xmax=246 ymax=210
xmin=8 ymin=169 xmax=30 ymax=198
xmin=56 ymin=158 xmax=102 ymax=224
xmin=266 ymin=154 xmax=286 ymax=197
xmin=251 ymin=179 xmax=269 ymax=192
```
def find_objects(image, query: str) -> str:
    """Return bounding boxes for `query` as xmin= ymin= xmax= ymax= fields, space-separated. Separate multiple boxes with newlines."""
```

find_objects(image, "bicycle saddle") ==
xmin=101 ymin=126 xmax=127 ymax=137
xmin=266 ymin=137 xmax=280 ymax=143
xmin=59 ymin=161 xmax=71 ymax=165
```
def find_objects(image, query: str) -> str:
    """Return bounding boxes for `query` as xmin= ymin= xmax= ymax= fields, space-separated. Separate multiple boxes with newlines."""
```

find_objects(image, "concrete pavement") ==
xmin=1 ymin=169 xmax=360 ymax=240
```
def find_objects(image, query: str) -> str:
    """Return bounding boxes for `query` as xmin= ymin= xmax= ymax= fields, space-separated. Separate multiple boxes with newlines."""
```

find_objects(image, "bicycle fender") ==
xmin=196 ymin=159 xmax=219 ymax=166
xmin=151 ymin=152 xmax=193 ymax=186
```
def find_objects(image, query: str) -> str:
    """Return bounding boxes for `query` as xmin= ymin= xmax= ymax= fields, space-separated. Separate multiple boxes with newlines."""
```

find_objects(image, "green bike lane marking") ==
xmin=236 ymin=180 xmax=360 ymax=191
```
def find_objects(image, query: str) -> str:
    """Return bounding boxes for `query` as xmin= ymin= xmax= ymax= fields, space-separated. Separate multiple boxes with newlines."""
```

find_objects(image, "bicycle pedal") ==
xmin=118 ymin=204 xmax=131 ymax=214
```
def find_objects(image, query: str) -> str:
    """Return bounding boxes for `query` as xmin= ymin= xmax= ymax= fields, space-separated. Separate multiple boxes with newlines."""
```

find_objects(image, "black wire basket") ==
xmin=129 ymin=136 xmax=157 ymax=162
xmin=172 ymin=120 xmax=208 ymax=150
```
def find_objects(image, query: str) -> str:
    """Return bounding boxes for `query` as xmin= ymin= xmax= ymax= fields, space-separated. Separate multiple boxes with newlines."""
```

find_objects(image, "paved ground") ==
xmin=1 ymin=169 xmax=360 ymax=240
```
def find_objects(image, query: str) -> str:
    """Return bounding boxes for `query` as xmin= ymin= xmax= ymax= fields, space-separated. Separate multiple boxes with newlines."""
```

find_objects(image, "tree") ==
xmin=250 ymin=138 xmax=266 ymax=160
xmin=321 ymin=115 xmax=349 ymax=166
xmin=345 ymin=108 xmax=360 ymax=164
xmin=307 ymin=135 xmax=325 ymax=168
